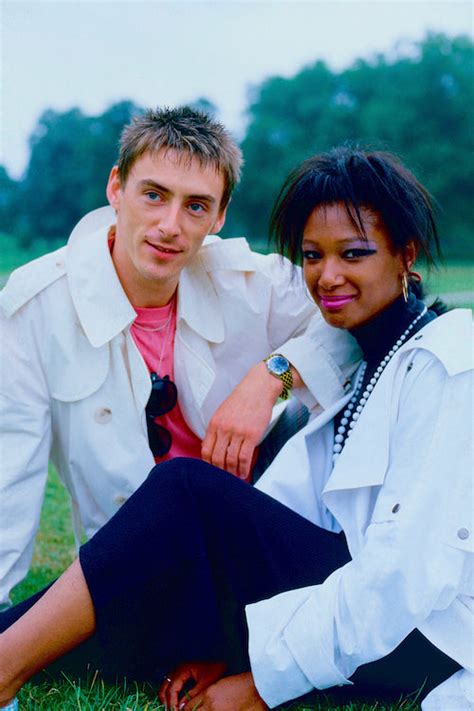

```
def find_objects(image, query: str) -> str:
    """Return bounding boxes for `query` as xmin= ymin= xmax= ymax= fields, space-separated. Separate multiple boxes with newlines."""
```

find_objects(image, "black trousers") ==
xmin=0 ymin=458 xmax=459 ymax=703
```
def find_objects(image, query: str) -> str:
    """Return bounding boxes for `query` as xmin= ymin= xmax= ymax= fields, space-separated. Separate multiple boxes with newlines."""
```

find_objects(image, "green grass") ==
xmin=420 ymin=261 xmax=473 ymax=308
xmin=9 ymin=469 xmax=423 ymax=710
xmin=0 ymin=234 xmax=65 ymax=279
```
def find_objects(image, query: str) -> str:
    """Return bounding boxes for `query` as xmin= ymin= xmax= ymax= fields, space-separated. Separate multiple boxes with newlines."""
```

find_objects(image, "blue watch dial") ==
xmin=267 ymin=355 xmax=289 ymax=375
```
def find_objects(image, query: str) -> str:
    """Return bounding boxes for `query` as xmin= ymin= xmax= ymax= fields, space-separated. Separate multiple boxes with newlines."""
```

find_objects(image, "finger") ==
xmin=182 ymin=691 xmax=204 ymax=711
xmin=209 ymin=432 xmax=231 ymax=471
xmin=237 ymin=438 xmax=257 ymax=479
xmin=169 ymin=679 xmax=185 ymax=711
xmin=201 ymin=428 xmax=217 ymax=464
xmin=169 ymin=678 xmax=186 ymax=710
xmin=224 ymin=437 xmax=244 ymax=475
xmin=162 ymin=671 xmax=187 ymax=711
xmin=158 ymin=677 xmax=171 ymax=706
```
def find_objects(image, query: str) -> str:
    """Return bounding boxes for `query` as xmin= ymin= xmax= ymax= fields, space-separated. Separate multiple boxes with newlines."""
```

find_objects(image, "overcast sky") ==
xmin=1 ymin=0 xmax=472 ymax=178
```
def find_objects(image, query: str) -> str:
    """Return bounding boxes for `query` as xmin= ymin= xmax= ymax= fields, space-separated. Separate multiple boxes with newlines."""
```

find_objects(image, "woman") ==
xmin=0 ymin=148 xmax=472 ymax=711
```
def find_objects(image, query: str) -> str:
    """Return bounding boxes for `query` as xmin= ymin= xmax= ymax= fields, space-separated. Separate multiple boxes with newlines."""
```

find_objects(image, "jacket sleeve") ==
xmin=246 ymin=355 xmax=473 ymax=708
xmin=0 ymin=306 xmax=52 ymax=606
xmin=259 ymin=253 xmax=361 ymax=410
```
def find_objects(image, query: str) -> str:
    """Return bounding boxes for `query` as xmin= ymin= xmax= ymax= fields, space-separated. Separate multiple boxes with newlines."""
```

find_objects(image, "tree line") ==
xmin=1 ymin=33 xmax=472 ymax=259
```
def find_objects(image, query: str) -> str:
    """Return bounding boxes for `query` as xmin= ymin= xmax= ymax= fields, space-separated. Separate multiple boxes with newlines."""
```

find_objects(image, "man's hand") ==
xmin=158 ymin=661 xmax=227 ymax=711
xmin=201 ymin=362 xmax=284 ymax=479
xmin=179 ymin=672 xmax=268 ymax=711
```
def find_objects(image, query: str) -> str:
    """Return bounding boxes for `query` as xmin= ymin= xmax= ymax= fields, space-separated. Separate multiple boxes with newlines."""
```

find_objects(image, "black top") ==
xmin=350 ymin=290 xmax=436 ymax=366
xmin=333 ymin=291 xmax=437 ymax=441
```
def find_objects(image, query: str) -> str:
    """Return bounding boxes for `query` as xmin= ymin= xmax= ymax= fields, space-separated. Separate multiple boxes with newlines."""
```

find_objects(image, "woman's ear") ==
xmin=403 ymin=240 xmax=419 ymax=271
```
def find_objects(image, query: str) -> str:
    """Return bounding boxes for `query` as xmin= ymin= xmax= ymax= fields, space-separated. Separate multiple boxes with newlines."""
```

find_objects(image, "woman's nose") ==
xmin=318 ymin=260 xmax=345 ymax=290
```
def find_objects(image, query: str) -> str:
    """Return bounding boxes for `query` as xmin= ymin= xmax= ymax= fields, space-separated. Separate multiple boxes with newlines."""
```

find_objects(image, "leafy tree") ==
xmin=0 ymin=166 xmax=21 ymax=236
xmin=226 ymin=33 xmax=473 ymax=259
xmin=20 ymin=101 xmax=141 ymax=242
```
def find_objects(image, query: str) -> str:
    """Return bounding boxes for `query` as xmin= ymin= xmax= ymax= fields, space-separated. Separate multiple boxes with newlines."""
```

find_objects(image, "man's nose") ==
xmin=157 ymin=203 xmax=181 ymax=238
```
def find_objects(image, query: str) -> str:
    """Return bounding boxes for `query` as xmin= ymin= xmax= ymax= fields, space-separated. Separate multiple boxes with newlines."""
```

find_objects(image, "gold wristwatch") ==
xmin=263 ymin=354 xmax=293 ymax=400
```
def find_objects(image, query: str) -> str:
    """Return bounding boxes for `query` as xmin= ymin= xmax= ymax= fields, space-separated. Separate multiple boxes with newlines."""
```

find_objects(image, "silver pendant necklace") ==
xmin=132 ymin=305 xmax=174 ymax=333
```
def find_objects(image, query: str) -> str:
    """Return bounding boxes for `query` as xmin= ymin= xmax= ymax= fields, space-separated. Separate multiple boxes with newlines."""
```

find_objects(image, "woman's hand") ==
xmin=179 ymin=672 xmax=268 ymax=711
xmin=158 ymin=661 xmax=226 ymax=711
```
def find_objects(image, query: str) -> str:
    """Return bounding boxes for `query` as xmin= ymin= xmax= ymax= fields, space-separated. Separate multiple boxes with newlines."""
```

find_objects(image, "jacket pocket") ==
xmin=47 ymin=338 xmax=109 ymax=402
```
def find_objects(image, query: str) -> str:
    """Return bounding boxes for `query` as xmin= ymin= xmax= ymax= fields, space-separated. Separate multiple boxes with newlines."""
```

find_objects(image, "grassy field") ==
xmin=8 ymin=469 xmax=426 ymax=711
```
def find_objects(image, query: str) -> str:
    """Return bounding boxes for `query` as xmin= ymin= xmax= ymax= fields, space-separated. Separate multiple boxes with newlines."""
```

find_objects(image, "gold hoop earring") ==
xmin=401 ymin=273 xmax=409 ymax=302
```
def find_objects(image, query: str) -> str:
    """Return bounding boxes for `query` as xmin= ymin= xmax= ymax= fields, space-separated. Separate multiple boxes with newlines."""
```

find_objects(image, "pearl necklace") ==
xmin=333 ymin=306 xmax=427 ymax=464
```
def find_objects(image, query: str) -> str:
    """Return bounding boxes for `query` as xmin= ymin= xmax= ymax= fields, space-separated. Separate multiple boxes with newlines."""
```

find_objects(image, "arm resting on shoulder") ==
xmin=201 ymin=254 xmax=360 ymax=478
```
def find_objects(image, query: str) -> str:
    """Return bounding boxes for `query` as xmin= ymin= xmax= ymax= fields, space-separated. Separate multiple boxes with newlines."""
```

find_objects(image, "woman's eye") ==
xmin=344 ymin=248 xmax=376 ymax=259
xmin=302 ymin=250 xmax=321 ymax=261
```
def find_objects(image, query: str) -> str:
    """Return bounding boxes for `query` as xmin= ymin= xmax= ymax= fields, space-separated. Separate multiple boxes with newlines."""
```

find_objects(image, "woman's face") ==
xmin=303 ymin=202 xmax=408 ymax=330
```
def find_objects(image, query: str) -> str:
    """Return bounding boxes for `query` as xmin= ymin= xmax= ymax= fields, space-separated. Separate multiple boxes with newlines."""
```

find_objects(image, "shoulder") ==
xmin=0 ymin=246 xmax=68 ymax=318
xmin=199 ymin=235 xmax=298 ymax=281
xmin=402 ymin=309 xmax=473 ymax=378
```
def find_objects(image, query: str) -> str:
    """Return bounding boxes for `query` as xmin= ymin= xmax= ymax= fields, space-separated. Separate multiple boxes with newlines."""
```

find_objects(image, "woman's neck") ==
xmin=350 ymin=291 xmax=429 ymax=365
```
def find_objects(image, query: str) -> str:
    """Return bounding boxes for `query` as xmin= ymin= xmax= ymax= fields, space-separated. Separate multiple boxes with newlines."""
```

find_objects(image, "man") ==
xmin=0 ymin=106 xmax=358 ymax=607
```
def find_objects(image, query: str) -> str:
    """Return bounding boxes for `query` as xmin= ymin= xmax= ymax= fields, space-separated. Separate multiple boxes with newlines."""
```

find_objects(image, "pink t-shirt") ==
xmin=131 ymin=302 xmax=203 ymax=463
xmin=107 ymin=234 xmax=202 ymax=463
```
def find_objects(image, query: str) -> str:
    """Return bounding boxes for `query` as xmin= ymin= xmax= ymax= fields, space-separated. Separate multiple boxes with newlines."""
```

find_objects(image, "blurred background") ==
xmin=1 ymin=1 xmax=473 ymax=303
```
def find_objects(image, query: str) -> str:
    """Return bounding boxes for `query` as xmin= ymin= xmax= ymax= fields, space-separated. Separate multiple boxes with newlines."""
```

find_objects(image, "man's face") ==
xmin=107 ymin=149 xmax=227 ymax=306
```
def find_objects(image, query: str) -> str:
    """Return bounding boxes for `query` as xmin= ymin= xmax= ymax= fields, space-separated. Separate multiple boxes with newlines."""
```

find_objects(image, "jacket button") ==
xmin=114 ymin=494 xmax=127 ymax=505
xmin=457 ymin=528 xmax=470 ymax=540
xmin=94 ymin=407 xmax=112 ymax=423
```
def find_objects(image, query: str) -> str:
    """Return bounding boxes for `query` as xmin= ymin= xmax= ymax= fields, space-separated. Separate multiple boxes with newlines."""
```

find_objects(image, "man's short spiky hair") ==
xmin=117 ymin=106 xmax=243 ymax=208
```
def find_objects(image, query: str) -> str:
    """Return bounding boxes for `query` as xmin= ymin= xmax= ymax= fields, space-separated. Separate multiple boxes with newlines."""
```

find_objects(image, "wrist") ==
xmin=263 ymin=353 xmax=293 ymax=400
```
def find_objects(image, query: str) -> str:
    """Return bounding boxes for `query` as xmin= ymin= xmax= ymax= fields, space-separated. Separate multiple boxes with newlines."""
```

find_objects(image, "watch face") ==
xmin=267 ymin=355 xmax=289 ymax=375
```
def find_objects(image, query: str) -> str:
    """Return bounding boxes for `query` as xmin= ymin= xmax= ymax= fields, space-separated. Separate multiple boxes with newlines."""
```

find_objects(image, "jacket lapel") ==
xmin=323 ymin=362 xmax=393 ymax=494
xmin=67 ymin=208 xmax=136 ymax=348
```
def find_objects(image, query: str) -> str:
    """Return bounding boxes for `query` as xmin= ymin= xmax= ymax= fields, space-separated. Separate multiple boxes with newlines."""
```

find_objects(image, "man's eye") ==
xmin=188 ymin=203 xmax=205 ymax=214
xmin=146 ymin=191 xmax=161 ymax=201
xmin=344 ymin=248 xmax=376 ymax=259
xmin=302 ymin=250 xmax=321 ymax=261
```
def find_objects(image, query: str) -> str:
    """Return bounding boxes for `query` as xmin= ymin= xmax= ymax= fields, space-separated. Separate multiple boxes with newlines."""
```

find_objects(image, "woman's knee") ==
xmin=145 ymin=458 xmax=242 ymax=508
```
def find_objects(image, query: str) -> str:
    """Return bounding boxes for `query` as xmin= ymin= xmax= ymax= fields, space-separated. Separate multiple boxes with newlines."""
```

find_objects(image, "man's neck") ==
xmin=109 ymin=229 xmax=178 ymax=307
xmin=116 ymin=267 xmax=178 ymax=308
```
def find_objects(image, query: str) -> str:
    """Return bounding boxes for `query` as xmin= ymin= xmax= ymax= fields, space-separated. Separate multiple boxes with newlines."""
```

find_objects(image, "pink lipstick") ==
xmin=319 ymin=295 xmax=356 ymax=310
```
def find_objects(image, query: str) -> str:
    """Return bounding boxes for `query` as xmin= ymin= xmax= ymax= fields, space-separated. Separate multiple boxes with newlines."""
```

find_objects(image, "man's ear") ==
xmin=403 ymin=240 xmax=419 ymax=272
xmin=212 ymin=204 xmax=228 ymax=234
xmin=106 ymin=166 xmax=122 ymax=210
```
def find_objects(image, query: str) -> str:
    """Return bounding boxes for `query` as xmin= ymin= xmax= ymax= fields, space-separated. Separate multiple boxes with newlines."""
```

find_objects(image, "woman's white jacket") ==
xmin=249 ymin=309 xmax=473 ymax=710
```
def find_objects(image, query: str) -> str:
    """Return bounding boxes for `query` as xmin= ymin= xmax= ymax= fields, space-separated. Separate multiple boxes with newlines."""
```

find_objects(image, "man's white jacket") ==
xmin=0 ymin=207 xmax=358 ymax=605
xmin=249 ymin=309 xmax=473 ymax=710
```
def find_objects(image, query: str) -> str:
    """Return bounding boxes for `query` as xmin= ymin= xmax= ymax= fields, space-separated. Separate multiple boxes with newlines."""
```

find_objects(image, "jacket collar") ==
xmin=66 ymin=207 xmax=258 ymax=348
xmin=67 ymin=207 xmax=136 ymax=348
xmin=176 ymin=237 xmax=257 ymax=344
xmin=400 ymin=308 xmax=472 ymax=376
xmin=309 ymin=310 xmax=473 ymax=496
